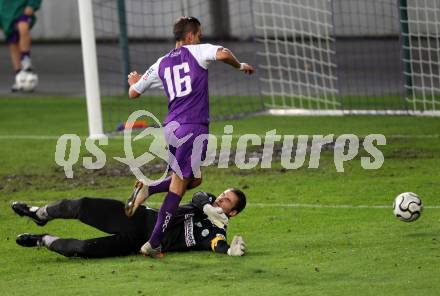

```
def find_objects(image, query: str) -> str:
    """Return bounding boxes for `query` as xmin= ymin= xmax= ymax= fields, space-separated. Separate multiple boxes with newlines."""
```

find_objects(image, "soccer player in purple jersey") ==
xmin=125 ymin=16 xmax=255 ymax=257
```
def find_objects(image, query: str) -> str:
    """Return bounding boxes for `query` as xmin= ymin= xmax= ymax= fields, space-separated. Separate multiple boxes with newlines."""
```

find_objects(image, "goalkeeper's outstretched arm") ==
xmin=215 ymin=48 xmax=255 ymax=75
xmin=211 ymin=235 xmax=246 ymax=256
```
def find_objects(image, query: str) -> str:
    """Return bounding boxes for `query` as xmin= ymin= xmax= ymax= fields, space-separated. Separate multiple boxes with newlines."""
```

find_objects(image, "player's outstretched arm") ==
xmin=216 ymin=48 xmax=255 ymax=75
xmin=211 ymin=235 xmax=246 ymax=256
xmin=127 ymin=60 xmax=163 ymax=99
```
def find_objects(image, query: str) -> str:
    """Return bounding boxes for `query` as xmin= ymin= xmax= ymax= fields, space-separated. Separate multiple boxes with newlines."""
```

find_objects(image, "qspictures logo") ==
xmin=54 ymin=110 xmax=386 ymax=183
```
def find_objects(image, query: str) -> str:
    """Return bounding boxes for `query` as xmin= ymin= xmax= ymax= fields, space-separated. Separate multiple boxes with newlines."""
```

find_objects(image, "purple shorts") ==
xmin=164 ymin=122 xmax=209 ymax=179
xmin=6 ymin=15 xmax=32 ymax=44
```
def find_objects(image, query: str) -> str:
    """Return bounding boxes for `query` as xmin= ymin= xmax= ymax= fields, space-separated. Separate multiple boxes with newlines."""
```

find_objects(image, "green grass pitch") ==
xmin=0 ymin=96 xmax=440 ymax=295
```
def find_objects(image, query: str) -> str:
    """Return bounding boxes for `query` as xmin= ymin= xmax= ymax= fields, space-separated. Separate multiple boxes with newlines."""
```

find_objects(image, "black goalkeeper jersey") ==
xmin=145 ymin=192 xmax=229 ymax=253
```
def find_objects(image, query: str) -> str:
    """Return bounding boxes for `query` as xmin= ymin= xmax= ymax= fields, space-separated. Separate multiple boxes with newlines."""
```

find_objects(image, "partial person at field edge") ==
xmin=0 ymin=0 xmax=42 ymax=91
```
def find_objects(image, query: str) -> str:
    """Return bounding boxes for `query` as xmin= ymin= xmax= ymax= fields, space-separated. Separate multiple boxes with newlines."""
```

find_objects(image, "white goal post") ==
xmin=78 ymin=0 xmax=105 ymax=139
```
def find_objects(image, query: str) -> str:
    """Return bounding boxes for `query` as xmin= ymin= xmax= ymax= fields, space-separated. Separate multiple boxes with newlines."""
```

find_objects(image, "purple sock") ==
xmin=149 ymin=191 xmax=182 ymax=248
xmin=148 ymin=176 xmax=171 ymax=196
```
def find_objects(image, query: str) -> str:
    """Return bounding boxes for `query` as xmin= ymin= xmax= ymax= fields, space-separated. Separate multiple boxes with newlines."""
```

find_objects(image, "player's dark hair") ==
xmin=173 ymin=16 xmax=201 ymax=41
xmin=229 ymin=188 xmax=247 ymax=214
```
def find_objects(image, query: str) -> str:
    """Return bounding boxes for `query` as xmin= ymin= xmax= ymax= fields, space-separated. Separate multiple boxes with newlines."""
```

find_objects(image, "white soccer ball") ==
xmin=16 ymin=71 xmax=38 ymax=92
xmin=393 ymin=192 xmax=423 ymax=222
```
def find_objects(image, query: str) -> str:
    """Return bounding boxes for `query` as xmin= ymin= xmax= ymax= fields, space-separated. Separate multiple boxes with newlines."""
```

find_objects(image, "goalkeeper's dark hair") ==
xmin=173 ymin=16 xmax=201 ymax=41
xmin=229 ymin=188 xmax=247 ymax=214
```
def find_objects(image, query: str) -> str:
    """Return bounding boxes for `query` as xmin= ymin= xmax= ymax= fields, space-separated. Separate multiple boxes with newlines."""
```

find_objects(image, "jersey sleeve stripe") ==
xmin=210 ymin=236 xmax=226 ymax=251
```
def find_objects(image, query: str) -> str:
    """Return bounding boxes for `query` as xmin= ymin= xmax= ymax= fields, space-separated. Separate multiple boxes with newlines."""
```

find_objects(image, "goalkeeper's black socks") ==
xmin=35 ymin=205 xmax=51 ymax=221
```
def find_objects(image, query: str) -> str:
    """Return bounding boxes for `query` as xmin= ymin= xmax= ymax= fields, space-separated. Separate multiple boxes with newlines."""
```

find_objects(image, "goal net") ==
xmin=255 ymin=0 xmax=440 ymax=115
xmin=400 ymin=0 xmax=440 ymax=112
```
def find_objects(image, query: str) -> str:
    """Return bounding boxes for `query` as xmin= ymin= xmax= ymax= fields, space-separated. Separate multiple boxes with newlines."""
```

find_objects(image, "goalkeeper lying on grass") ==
xmin=12 ymin=186 xmax=246 ymax=258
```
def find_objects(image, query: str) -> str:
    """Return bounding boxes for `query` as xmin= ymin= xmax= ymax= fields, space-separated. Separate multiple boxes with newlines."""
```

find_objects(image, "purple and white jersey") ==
xmin=132 ymin=43 xmax=222 ymax=125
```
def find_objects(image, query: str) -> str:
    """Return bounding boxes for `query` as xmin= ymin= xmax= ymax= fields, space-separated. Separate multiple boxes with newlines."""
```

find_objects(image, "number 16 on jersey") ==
xmin=163 ymin=62 xmax=192 ymax=101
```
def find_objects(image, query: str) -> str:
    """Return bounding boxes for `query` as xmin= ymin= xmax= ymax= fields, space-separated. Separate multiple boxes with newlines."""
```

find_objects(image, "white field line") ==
xmin=11 ymin=200 xmax=440 ymax=209
xmin=249 ymin=203 xmax=440 ymax=209
xmin=0 ymin=134 xmax=439 ymax=140
xmin=0 ymin=135 xmax=62 ymax=140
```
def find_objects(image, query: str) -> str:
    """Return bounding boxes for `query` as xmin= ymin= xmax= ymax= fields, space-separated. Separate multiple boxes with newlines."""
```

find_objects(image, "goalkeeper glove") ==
xmin=203 ymin=204 xmax=228 ymax=228
xmin=227 ymin=235 xmax=246 ymax=256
